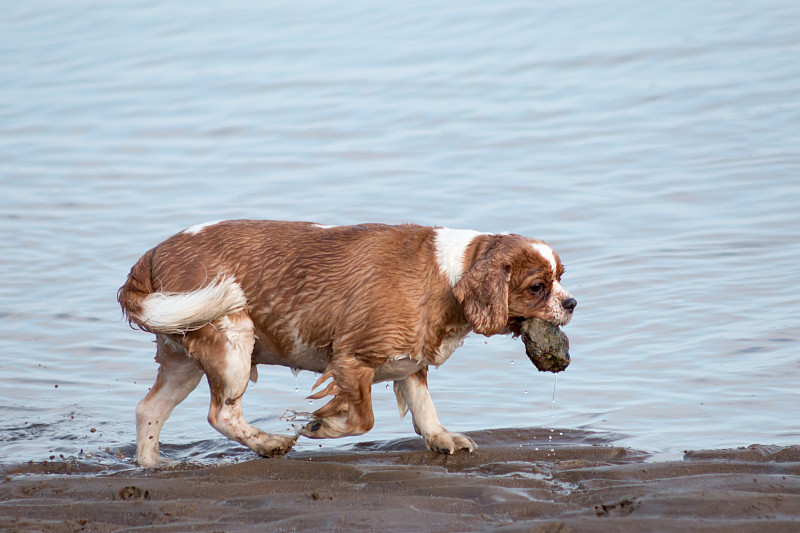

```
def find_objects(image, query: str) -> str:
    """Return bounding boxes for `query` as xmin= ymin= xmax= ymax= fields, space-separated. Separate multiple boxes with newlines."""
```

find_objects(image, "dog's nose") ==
xmin=562 ymin=297 xmax=577 ymax=312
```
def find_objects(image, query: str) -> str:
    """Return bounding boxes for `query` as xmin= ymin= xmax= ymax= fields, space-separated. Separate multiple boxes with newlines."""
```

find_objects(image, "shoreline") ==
xmin=2 ymin=429 xmax=799 ymax=532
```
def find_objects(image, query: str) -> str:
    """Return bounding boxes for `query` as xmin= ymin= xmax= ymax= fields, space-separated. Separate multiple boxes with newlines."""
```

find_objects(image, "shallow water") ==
xmin=1 ymin=0 xmax=799 ymax=466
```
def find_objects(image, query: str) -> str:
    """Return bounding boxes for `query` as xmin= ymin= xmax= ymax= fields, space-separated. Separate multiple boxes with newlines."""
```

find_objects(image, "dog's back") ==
xmin=117 ymin=220 xmax=448 ymax=348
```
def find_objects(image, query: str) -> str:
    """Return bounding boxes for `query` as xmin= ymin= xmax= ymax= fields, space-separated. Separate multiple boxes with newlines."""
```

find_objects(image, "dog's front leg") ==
xmin=394 ymin=369 xmax=476 ymax=454
xmin=300 ymin=354 xmax=376 ymax=439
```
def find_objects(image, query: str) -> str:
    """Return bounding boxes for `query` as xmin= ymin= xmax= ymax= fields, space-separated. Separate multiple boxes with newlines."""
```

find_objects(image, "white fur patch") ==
xmin=434 ymin=228 xmax=486 ymax=286
xmin=137 ymin=276 xmax=247 ymax=334
xmin=313 ymin=224 xmax=337 ymax=229
xmin=530 ymin=241 xmax=557 ymax=273
xmin=394 ymin=376 xmax=443 ymax=432
xmin=547 ymin=280 xmax=574 ymax=326
xmin=183 ymin=220 xmax=223 ymax=235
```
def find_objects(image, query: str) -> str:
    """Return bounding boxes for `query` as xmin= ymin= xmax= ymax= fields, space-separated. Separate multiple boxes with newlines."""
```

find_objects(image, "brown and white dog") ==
xmin=118 ymin=220 xmax=576 ymax=467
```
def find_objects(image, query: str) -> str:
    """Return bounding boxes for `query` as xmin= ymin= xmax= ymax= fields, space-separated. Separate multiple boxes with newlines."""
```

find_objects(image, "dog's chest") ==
xmin=431 ymin=326 xmax=471 ymax=367
xmin=373 ymin=327 xmax=470 ymax=382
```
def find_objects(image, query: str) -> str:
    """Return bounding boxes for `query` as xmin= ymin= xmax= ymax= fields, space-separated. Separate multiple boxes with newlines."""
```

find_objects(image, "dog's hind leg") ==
xmin=136 ymin=335 xmax=204 ymax=467
xmin=188 ymin=312 xmax=296 ymax=457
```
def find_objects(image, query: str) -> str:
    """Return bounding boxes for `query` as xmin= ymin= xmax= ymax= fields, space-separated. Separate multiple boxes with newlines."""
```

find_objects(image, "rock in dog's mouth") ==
xmin=519 ymin=317 xmax=571 ymax=373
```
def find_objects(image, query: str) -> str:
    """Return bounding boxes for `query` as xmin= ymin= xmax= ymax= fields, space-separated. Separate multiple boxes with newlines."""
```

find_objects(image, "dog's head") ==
xmin=452 ymin=234 xmax=576 ymax=336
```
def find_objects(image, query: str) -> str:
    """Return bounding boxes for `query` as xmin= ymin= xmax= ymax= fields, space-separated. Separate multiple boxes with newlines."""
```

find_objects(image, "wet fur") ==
xmin=118 ymin=220 xmax=574 ymax=466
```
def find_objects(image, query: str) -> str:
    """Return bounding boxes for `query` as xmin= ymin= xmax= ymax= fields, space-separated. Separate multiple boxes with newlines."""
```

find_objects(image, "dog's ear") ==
xmin=453 ymin=251 xmax=512 ymax=336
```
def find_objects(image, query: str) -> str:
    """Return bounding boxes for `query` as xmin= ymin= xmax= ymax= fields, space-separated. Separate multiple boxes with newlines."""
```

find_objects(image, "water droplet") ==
xmin=552 ymin=374 xmax=558 ymax=403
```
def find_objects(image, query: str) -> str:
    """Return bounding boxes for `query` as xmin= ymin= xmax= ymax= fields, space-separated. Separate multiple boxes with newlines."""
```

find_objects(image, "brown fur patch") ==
xmin=119 ymin=220 xmax=573 ymax=458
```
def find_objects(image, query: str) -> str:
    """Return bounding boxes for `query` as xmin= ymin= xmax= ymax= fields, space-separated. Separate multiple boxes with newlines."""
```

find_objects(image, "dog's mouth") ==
xmin=508 ymin=316 xmax=526 ymax=337
xmin=518 ymin=318 xmax=570 ymax=373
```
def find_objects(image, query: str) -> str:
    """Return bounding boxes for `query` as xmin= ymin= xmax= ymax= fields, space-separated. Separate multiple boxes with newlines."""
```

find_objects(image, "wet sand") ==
xmin=2 ymin=428 xmax=799 ymax=532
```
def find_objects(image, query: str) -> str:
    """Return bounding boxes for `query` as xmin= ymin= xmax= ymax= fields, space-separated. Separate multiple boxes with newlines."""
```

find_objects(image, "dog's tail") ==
xmin=117 ymin=250 xmax=247 ymax=335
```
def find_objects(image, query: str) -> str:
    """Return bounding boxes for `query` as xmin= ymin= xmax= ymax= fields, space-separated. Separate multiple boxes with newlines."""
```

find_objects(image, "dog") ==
xmin=118 ymin=220 xmax=576 ymax=467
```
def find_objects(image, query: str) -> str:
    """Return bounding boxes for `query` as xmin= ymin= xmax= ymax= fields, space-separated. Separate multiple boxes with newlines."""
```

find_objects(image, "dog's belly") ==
xmin=250 ymin=328 xmax=469 ymax=383
xmin=253 ymin=339 xmax=424 ymax=383
xmin=251 ymin=335 xmax=328 ymax=373
xmin=373 ymin=355 xmax=425 ymax=383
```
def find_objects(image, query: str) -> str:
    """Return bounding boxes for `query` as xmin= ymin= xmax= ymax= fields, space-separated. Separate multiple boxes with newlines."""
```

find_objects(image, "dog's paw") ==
xmin=253 ymin=434 xmax=297 ymax=457
xmin=424 ymin=430 xmax=476 ymax=454
xmin=136 ymin=455 xmax=176 ymax=469
xmin=299 ymin=419 xmax=324 ymax=438
xmin=298 ymin=415 xmax=351 ymax=439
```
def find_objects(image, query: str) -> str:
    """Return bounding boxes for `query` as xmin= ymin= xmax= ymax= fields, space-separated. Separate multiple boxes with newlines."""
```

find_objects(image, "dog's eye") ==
xmin=528 ymin=283 xmax=545 ymax=294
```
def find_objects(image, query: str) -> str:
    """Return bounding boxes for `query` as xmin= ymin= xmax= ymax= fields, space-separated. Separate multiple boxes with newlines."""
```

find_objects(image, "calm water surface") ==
xmin=1 ymin=0 xmax=799 ymax=466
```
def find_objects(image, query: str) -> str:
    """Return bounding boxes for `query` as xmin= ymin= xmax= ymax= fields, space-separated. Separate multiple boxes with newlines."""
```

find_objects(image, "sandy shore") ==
xmin=2 ymin=428 xmax=799 ymax=532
